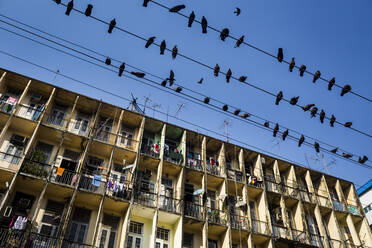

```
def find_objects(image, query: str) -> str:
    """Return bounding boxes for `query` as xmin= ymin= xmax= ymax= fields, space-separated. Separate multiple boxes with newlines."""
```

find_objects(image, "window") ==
xmin=208 ymin=239 xmax=217 ymax=248
xmin=232 ymin=245 xmax=239 ymax=248
xmin=86 ymin=156 xmax=104 ymax=172
xmin=156 ymin=228 xmax=169 ymax=241
xmin=183 ymin=233 xmax=193 ymax=248
xmin=2 ymin=141 xmax=23 ymax=164
xmin=120 ymin=127 xmax=134 ymax=146
xmin=48 ymin=108 xmax=66 ymax=126
xmin=39 ymin=200 xmax=64 ymax=237
xmin=127 ymin=222 xmax=143 ymax=248
xmin=249 ymin=201 xmax=257 ymax=220
xmin=129 ymin=222 xmax=143 ymax=235
xmin=207 ymin=190 xmax=216 ymax=209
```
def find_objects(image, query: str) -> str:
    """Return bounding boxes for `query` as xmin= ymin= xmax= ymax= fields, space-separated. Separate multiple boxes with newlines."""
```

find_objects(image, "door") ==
xmin=161 ymin=178 xmax=173 ymax=211
xmin=73 ymin=114 xmax=90 ymax=136
xmin=98 ymin=226 xmax=111 ymax=248
xmin=48 ymin=108 xmax=66 ymax=126
xmin=96 ymin=119 xmax=112 ymax=142
xmin=119 ymin=127 xmax=134 ymax=147
xmin=66 ymin=221 xmax=88 ymax=244
xmin=24 ymin=102 xmax=43 ymax=121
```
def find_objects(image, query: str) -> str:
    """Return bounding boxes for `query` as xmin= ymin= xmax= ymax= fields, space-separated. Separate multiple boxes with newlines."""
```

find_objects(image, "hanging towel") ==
xmin=92 ymin=174 xmax=101 ymax=187
xmin=71 ymin=174 xmax=77 ymax=185
xmin=56 ymin=167 xmax=65 ymax=176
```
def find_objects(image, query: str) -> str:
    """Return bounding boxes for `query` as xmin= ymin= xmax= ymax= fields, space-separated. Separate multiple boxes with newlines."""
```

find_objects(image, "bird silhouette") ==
xmin=188 ymin=11 xmax=195 ymax=27
xmin=310 ymin=107 xmax=318 ymax=118
xmin=108 ymin=19 xmax=116 ymax=33
xmin=160 ymin=40 xmax=166 ymax=55
xmin=105 ymin=58 xmax=111 ymax=65
xmin=143 ymin=0 xmax=150 ymax=7
xmin=282 ymin=129 xmax=289 ymax=141
xmin=313 ymin=70 xmax=321 ymax=83
xmin=275 ymin=91 xmax=283 ymax=105
xmin=330 ymin=147 xmax=338 ymax=153
xmin=302 ymin=104 xmax=315 ymax=112
xmin=359 ymin=156 xmax=368 ymax=164
xmin=289 ymin=58 xmax=295 ymax=72
xmin=234 ymin=8 xmax=241 ymax=16
xmin=241 ymin=113 xmax=250 ymax=118
xmin=118 ymin=63 xmax=125 ymax=77
xmin=214 ymin=64 xmax=220 ymax=77
xmin=175 ymin=87 xmax=182 ymax=93
xmin=314 ymin=142 xmax=320 ymax=153
xmin=342 ymin=153 xmax=352 ymax=159
xmin=290 ymin=96 xmax=299 ymax=105
xmin=226 ymin=69 xmax=232 ymax=83
xmin=330 ymin=115 xmax=336 ymax=127
xmin=172 ymin=45 xmax=178 ymax=59
xmin=239 ymin=76 xmax=247 ymax=82
xmin=131 ymin=72 xmax=145 ymax=78
xmin=85 ymin=4 xmax=93 ymax=16
xmin=264 ymin=121 xmax=270 ymax=128
xmin=161 ymin=80 xmax=167 ymax=87
xmin=328 ymin=77 xmax=335 ymax=91
xmin=235 ymin=35 xmax=244 ymax=48
xmin=319 ymin=109 xmax=325 ymax=123
xmin=277 ymin=48 xmax=283 ymax=63
xmin=344 ymin=122 xmax=352 ymax=128
xmin=299 ymin=65 xmax=306 ymax=77
xmin=341 ymin=85 xmax=351 ymax=96
xmin=145 ymin=36 xmax=155 ymax=48
xmin=55 ymin=0 xmax=61 ymax=4
xmin=298 ymin=135 xmax=305 ymax=147
xmin=169 ymin=5 xmax=186 ymax=13
xmin=66 ymin=0 xmax=73 ymax=16
xmin=168 ymin=70 xmax=175 ymax=86
xmin=220 ymin=28 xmax=229 ymax=41
xmin=234 ymin=109 xmax=241 ymax=115
xmin=222 ymin=104 xmax=228 ymax=111
xmin=273 ymin=123 xmax=279 ymax=137
xmin=204 ymin=97 xmax=210 ymax=104
xmin=198 ymin=78 xmax=203 ymax=84
xmin=201 ymin=16 xmax=208 ymax=33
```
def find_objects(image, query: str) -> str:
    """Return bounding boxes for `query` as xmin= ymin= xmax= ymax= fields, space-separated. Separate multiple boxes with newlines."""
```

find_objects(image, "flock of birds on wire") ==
xmin=56 ymin=0 xmax=369 ymax=165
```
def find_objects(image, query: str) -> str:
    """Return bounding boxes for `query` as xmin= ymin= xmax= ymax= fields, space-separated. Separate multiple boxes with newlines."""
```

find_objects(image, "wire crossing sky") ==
xmin=0 ymin=0 xmax=371 ymax=186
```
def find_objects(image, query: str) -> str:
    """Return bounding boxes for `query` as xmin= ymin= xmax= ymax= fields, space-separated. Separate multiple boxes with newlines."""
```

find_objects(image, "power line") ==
xmin=147 ymin=0 xmax=372 ymax=104
xmin=0 ymin=20 xmax=370 ymax=169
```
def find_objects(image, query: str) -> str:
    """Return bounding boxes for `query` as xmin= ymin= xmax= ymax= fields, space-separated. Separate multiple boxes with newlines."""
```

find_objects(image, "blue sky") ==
xmin=0 ymin=0 xmax=371 ymax=187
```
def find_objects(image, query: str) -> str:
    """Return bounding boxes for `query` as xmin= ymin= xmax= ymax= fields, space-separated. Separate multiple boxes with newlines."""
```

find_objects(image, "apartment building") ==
xmin=0 ymin=68 xmax=370 ymax=248
xmin=358 ymin=180 xmax=372 ymax=230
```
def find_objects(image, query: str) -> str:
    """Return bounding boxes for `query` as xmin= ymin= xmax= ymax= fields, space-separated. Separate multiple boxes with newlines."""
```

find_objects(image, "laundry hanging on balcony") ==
xmin=92 ymin=174 xmax=101 ymax=187
xmin=56 ymin=167 xmax=65 ymax=176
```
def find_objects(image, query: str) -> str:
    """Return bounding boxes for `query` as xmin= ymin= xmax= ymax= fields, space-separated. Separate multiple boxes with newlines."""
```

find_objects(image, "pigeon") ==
xmin=319 ymin=109 xmax=325 ymax=123
xmin=342 ymin=153 xmax=352 ymax=159
xmin=85 ymin=4 xmax=93 ymax=17
xmin=235 ymin=35 xmax=244 ymax=48
xmin=330 ymin=147 xmax=338 ymax=153
xmin=313 ymin=71 xmax=321 ymax=83
xmin=188 ymin=11 xmax=195 ymax=27
xmin=341 ymin=85 xmax=351 ymax=96
xmin=344 ymin=122 xmax=352 ymax=128
xmin=204 ymin=97 xmax=210 ymax=104
xmin=273 ymin=123 xmax=279 ymax=137
xmin=161 ymin=80 xmax=167 ymax=87
xmin=175 ymin=87 xmax=182 ymax=93
xmin=238 ymin=76 xmax=247 ymax=82
xmin=108 ymin=19 xmax=116 ymax=33
xmin=226 ymin=69 xmax=232 ymax=83
xmin=275 ymin=91 xmax=283 ymax=105
xmin=220 ymin=28 xmax=229 ymax=41
xmin=290 ymin=96 xmax=299 ymax=105
xmin=214 ymin=64 xmax=220 ymax=77
xmin=310 ymin=107 xmax=318 ymax=118
xmin=65 ymin=0 xmax=73 ymax=16
xmin=234 ymin=109 xmax=240 ymax=115
xmin=314 ymin=142 xmax=320 ymax=153
xmin=145 ymin=36 xmax=155 ymax=48
xmin=55 ymin=0 xmax=61 ymax=4
xmin=289 ymin=58 xmax=295 ymax=72
xmin=298 ymin=135 xmax=305 ymax=147
xmin=234 ymin=8 xmax=241 ymax=16
xmin=105 ymin=57 xmax=111 ymax=65
xmin=131 ymin=72 xmax=145 ymax=78
xmin=143 ymin=0 xmax=150 ymax=7
xmin=169 ymin=5 xmax=186 ymax=13
xmin=222 ymin=104 xmax=228 ymax=111
xmin=168 ymin=70 xmax=175 ymax=86
xmin=264 ymin=121 xmax=270 ymax=128
xmin=299 ymin=65 xmax=306 ymax=77
xmin=241 ymin=113 xmax=250 ymax=118
xmin=282 ymin=129 xmax=289 ymax=141
xmin=198 ymin=78 xmax=203 ymax=84
xmin=172 ymin=45 xmax=178 ymax=59
xmin=302 ymin=104 xmax=315 ymax=112
xmin=118 ymin=63 xmax=125 ymax=77
xmin=277 ymin=48 xmax=283 ymax=63
xmin=359 ymin=156 xmax=368 ymax=164
xmin=328 ymin=77 xmax=336 ymax=91
xmin=201 ymin=16 xmax=208 ymax=34
xmin=330 ymin=115 xmax=336 ymax=127
xmin=160 ymin=40 xmax=166 ymax=55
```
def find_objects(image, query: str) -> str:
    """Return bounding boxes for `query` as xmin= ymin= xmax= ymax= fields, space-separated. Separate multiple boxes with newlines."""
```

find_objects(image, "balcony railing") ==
xmin=347 ymin=203 xmax=361 ymax=216
xmin=332 ymin=200 xmax=346 ymax=212
xmin=159 ymin=195 xmax=182 ymax=214
xmin=0 ymin=151 xmax=23 ymax=165
xmin=251 ymin=219 xmax=270 ymax=235
xmin=328 ymin=238 xmax=344 ymax=248
xmin=265 ymin=180 xmax=283 ymax=194
xmin=78 ymin=171 xmax=105 ymax=194
xmin=67 ymin=119 xmax=90 ymax=137
xmin=140 ymin=144 xmax=160 ymax=159
xmin=291 ymin=229 xmax=308 ymax=243
xmin=185 ymin=157 xmax=203 ymax=172
xmin=62 ymin=239 xmax=94 ymax=248
xmin=16 ymin=104 xmax=44 ymax=121
xmin=0 ymin=227 xmax=58 ymax=248
xmin=50 ymin=167 xmax=78 ymax=187
xmin=116 ymin=135 xmax=138 ymax=151
xmin=0 ymin=99 xmax=17 ymax=114
xmin=282 ymin=182 xmax=300 ymax=199
xmin=44 ymin=113 xmax=68 ymax=129
xmin=299 ymin=189 xmax=314 ymax=203
xmin=247 ymin=175 xmax=264 ymax=189
xmin=20 ymin=158 xmax=51 ymax=179
xmin=184 ymin=201 xmax=203 ymax=220
xmin=226 ymin=169 xmax=243 ymax=183
xmin=316 ymin=194 xmax=332 ymax=208
xmin=164 ymin=150 xmax=183 ymax=165
xmin=133 ymin=190 xmax=157 ymax=208
xmin=309 ymin=233 xmax=324 ymax=248
xmin=206 ymin=207 xmax=227 ymax=225
xmin=106 ymin=176 xmax=132 ymax=201
xmin=230 ymin=214 xmax=249 ymax=231
xmin=93 ymin=129 xmax=115 ymax=145
xmin=272 ymin=224 xmax=290 ymax=239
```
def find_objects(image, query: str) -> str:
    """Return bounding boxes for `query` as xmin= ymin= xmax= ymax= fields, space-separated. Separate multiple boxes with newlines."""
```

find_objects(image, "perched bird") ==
xmin=161 ymin=80 xmax=167 ymax=87
xmin=290 ymin=96 xmax=299 ymax=105
xmin=168 ymin=70 xmax=175 ymax=86
xmin=313 ymin=70 xmax=321 ymax=83
xmin=172 ymin=45 xmax=178 ymax=59
xmin=277 ymin=48 xmax=283 ymax=63
xmin=342 ymin=153 xmax=352 ymax=159
xmin=344 ymin=122 xmax=352 ymax=128
xmin=198 ymin=78 xmax=203 ymax=84
xmin=222 ymin=104 xmax=228 ymax=111
xmin=118 ymin=63 xmax=125 ymax=77
xmin=175 ymin=87 xmax=182 ymax=93
xmin=234 ymin=109 xmax=240 ymax=115
xmin=105 ymin=57 xmax=111 ymax=65
xmin=282 ymin=129 xmax=289 ymax=141
xmin=108 ymin=19 xmax=116 ymax=33
xmin=275 ymin=91 xmax=283 ymax=105
xmin=239 ymin=76 xmax=247 ymax=82
xmin=214 ymin=64 xmax=220 ymax=77
xmin=220 ymin=28 xmax=229 ymax=41
xmin=143 ymin=0 xmax=150 ymax=7
xmin=145 ymin=36 xmax=155 ymax=48
xmin=169 ymin=5 xmax=186 ymax=13
xmin=299 ymin=65 xmax=306 ymax=77
xmin=330 ymin=115 xmax=336 ymax=127
xmin=241 ymin=113 xmax=250 ymax=118
xmin=310 ymin=107 xmax=318 ymax=118
xmin=359 ymin=156 xmax=368 ymax=164
xmin=328 ymin=77 xmax=336 ymax=91
xmin=234 ymin=8 xmax=241 ymax=16
xmin=273 ymin=123 xmax=279 ymax=137
xmin=235 ymin=35 xmax=244 ymax=48
xmin=226 ymin=69 xmax=232 ymax=83
xmin=341 ymin=85 xmax=351 ymax=96
xmin=201 ymin=16 xmax=208 ymax=34
xmin=55 ymin=0 xmax=61 ymax=4
xmin=131 ymin=72 xmax=145 ymax=78
xmin=188 ymin=11 xmax=195 ymax=27
xmin=330 ymin=147 xmax=338 ymax=153
xmin=289 ymin=58 xmax=295 ymax=72
xmin=85 ymin=4 xmax=93 ymax=17
xmin=314 ymin=142 xmax=320 ymax=153
xmin=160 ymin=40 xmax=166 ymax=55
xmin=204 ymin=97 xmax=210 ymax=104
xmin=65 ymin=0 xmax=73 ymax=16
xmin=319 ymin=109 xmax=325 ymax=123
xmin=264 ymin=121 xmax=270 ymax=128
xmin=302 ymin=104 xmax=315 ymax=112
xmin=298 ymin=135 xmax=305 ymax=147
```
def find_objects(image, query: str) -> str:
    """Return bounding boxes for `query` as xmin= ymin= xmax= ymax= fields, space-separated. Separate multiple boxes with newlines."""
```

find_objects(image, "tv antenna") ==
xmin=143 ymin=94 xmax=152 ymax=114
xmin=128 ymin=93 xmax=144 ymax=115
xmin=151 ymin=103 xmax=162 ymax=118
xmin=175 ymin=103 xmax=186 ymax=118
xmin=220 ymin=119 xmax=232 ymax=142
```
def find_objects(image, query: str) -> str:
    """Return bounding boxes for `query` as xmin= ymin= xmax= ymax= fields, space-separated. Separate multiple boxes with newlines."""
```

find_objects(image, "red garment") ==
xmin=155 ymin=143 xmax=159 ymax=152
xmin=210 ymin=157 xmax=215 ymax=165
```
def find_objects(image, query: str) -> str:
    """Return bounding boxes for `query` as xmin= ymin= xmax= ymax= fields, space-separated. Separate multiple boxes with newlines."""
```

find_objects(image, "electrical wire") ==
xmin=1 ymin=22 xmax=371 ymax=169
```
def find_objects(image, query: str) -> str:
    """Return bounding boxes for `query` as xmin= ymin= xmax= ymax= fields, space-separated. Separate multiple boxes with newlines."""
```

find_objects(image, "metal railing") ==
xmin=140 ymin=144 xmax=160 ymax=159
xmin=184 ymin=201 xmax=204 ymax=220
xmin=265 ymin=180 xmax=282 ymax=193
xmin=67 ymin=119 xmax=90 ymax=137
xmin=206 ymin=162 xmax=221 ymax=177
xmin=206 ymin=207 xmax=227 ymax=225
xmin=0 ymin=227 xmax=58 ymax=248
xmin=133 ymin=190 xmax=157 ymax=208
xmin=251 ymin=219 xmax=270 ymax=235
xmin=62 ymin=239 xmax=94 ymax=248
xmin=230 ymin=214 xmax=249 ymax=231
xmin=106 ymin=176 xmax=132 ymax=201
xmin=0 ymin=151 xmax=23 ymax=165
xmin=78 ymin=171 xmax=105 ymax=195
xmin=50 ymin=167 xmax=78 ymax=187
xmin=328 ymin=238 xmax=344 ymax=248
xmin=282 ymin=182 xmax=300 ymax=199
xmin=93 ymin=129 xmax=115 ymax=145
xmin=164 ymin=150 xmax=183 ymax=165
xmin=299 ymin=189 xmax=314 ymax=203
xmin=309 ymin=233 xmax=324 ymax=248
xmin=158 ymin=196 xmax=182 ymax=214
xmin=20 ymin=159 xmax=51 ymax=179
xmin=246 ymin=175 xmax=264 ymax=189
xmin=44 ymin=113 xmax=68 ymax=128
xmin=0 ymin=100 xmax=16 ymax=114
xmin=316 ymin=194 xmax=332 ymax=208
xmin=332 ymin=200 xmax=346 ymax=212
xmin=347 ymin=203 xmax=361 ymax=216
xmin=272 ymin=224 xmax=290 ymax=239
xmin=291 ymin=229 xmax=307 ymax=243
xmin=116 ymin=135 xmax=138 ymax=151
xmin=185 ymin=157 xmax=203 ymax=172
xmin=15 ymin=104 xmax=44 ymax=121
xmin=226 ymin=169 xmax=243 ymax=183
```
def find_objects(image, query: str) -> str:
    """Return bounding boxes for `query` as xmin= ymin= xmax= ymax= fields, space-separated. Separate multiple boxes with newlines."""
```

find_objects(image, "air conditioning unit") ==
xmin=10 ymin=135 xmax=27 ymax=146
xmin=31 ymin=93 xmax=42 ymax=102
xmin=275 ymin=212 xmax=282 ymax=221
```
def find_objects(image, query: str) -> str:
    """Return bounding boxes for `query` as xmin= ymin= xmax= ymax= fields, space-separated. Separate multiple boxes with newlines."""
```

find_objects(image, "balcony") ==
xmin=291 ymin=229 xmax=308 ymax=244
xmin=316 ymin=194 xmax=332 ymax=208
xmin=299 ymin=189 xmax=315 ymax=204
xmin=206 ymin=207 xmax=227 ymax=225
xmin=62 ymin=239 xmax=94 ymax=248
xmin=309 ymin=233 xmax=324 ymax=248
xmin=0 ymin=98 xmax=17 ymax=114
xmin=15 ymin=104 xmax=44 ymax=121
xmin=78 ymin=171 xmax=105 ymax=195
xmin=20 ymin=158 xmax=51 ymax=179
xmin=226 ymin=168 xmax=243 ymax=183
xmin=332 ymin=200 xmax=346 ymax=212
xmin=50 ymin=167 xmax=78 ymax=187
xmin=44 ymin=112 xmax=68 ymax=129
xmin=0 ymin=151 xmax=23 ymax=166
xmin=0 ymin=227 xmax=58 ymax=248
xmin=106 ymin=176 xmax=132 ymax=201
xmin=133 ymin=190 xmax=157 ymax=208
xmin=347 ymin=202 xmax=361 ymax=216
xmin=159 ymin=195 xmax=182 ymax=214
xmin=230 ymin=214 xmax=249 ymax=231
xmin=272 ymin=224 xmax=290 ymax=239
xmin=184 ymin=201 xmax=204 ymax=220
xmin=93 ymin=129 xmax=115 ymax=145
xmin=164 ymin=149 xmax=183 ymax=165
xmin=67 ymin=119 xmax=90 ymax=137
xmin=140 ymin=144 xmax=160 ymax=159
xmin=116 ymin=134 xmax=138 ymax=152
xmin=251 ymin=219 xmax=270 ymax=235
xmin=265 ymin=179 xmax=283 ymax=194
xmin=328 ymin=238 xmax=344 ymax=248
xmin=282 ymin=182 xmax=300 ymax=199
xmin=185 ymin=157 xmax=203 ymax=172
xmin=247 ymin=175 xmax=264 ymax=189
